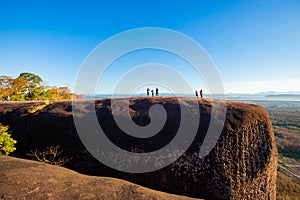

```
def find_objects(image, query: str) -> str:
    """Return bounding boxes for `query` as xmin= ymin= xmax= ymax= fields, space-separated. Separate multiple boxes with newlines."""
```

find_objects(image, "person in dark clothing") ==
xmin=200 ymin=89 xmax=203 ymax=98
xmin=195 ymin=90 xmax=198 ymax=98
xmin=156 ymin=88 xmax=159 ymax=96
xmin=151 ymin=90 xmax=154 ymax=97
xmin=147 ymin=88 xmax=150 ymax=96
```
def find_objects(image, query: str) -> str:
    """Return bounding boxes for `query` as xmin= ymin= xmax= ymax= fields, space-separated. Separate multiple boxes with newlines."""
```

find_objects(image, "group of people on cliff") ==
xmin=195 ymin=89 xmax=203 ymax=98
xmin=145 ymin=88 xmax=203 ymax=98
xmin=147 ymin=88 xmax=159 ymax=97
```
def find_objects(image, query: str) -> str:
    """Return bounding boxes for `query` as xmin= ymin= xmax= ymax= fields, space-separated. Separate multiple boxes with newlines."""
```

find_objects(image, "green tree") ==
xmin=19 ymin=72 xmax=43 ymax=94
xmin=25 ymin=86 xmax=49 ymax=100
xmin=19 ymin=72 xmax=43 ymax=86
xmin=0 ymin=123 xmax=17 ymax=156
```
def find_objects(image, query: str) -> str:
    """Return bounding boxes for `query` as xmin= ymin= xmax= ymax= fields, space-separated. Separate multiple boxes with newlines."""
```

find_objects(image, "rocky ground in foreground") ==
xmin=0 ymin=155 xmax=199 ymax=200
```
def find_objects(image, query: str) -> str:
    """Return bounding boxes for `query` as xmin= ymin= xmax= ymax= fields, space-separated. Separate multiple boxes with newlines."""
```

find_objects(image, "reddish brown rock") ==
xmin=0 ymin=155 xmax=198 ymax=200
xmin=0 ymin=97 xmax=277 ymax=199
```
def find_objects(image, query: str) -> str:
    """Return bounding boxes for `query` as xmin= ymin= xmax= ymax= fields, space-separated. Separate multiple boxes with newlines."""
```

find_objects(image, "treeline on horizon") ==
xmin=0 ymin=72 xmax=76 ymax=101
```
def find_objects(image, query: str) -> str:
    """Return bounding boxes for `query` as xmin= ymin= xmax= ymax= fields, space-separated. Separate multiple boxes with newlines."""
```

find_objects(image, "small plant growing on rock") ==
xmin=0 ymin=123 xmax=17 ymax=155
xmin=27 ymin=145 xmax=71 ymax=166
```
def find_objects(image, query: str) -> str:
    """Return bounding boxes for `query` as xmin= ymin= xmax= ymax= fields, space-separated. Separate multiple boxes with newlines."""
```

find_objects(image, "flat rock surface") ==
xmin=0 ymin=155 xmax=199 ymax=200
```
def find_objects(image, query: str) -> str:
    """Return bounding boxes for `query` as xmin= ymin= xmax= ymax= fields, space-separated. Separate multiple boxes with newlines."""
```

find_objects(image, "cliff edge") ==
xmin=0 ymin=97 xmax=277 ymax=199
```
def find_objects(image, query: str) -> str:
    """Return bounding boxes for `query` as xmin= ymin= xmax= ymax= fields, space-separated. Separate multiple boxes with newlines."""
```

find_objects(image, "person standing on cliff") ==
xmin=147 ymin=88 xmax=150 ymax=96
xmin=195 ymin=90 xmax=198 ymax=98
xmin=151 ymin=90 xmax=154 ymax=97
xmin=200 ymin=89 xmax=203 ymax=98
xmin=156 ymin=88 xmax=159 ymax=96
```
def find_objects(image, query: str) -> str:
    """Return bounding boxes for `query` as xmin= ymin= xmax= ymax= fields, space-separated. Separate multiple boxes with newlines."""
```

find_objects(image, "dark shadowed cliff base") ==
xmin=0 ymin=97 xmax=277 ymax=199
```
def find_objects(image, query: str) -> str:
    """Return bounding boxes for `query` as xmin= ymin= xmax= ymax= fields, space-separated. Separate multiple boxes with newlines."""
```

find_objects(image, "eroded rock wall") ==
xmin=0 ymin=98 xmax=277 ymax=199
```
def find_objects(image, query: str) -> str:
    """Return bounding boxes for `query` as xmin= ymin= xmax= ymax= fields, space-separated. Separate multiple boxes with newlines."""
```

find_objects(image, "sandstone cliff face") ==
xmin=0 ymin=98 xmax=277 ymax=199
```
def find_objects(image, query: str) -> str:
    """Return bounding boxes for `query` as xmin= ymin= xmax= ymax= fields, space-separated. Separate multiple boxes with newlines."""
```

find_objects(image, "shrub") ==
xmin=0 ymin=123 xmax=17 ymax=155
xmin=10 ymin=94 xmax=25 ymax=101
xmin=27 ymin=145 xmax=71 ymax=166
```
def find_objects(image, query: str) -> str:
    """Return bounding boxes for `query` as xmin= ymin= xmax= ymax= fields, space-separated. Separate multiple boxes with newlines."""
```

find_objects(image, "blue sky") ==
xmin=0 ymin=0 xmax=299 ymax=94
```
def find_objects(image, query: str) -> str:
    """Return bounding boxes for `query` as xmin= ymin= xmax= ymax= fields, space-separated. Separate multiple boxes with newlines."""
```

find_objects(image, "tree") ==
xmin=46 ymin=86 xmax=74 ymax=100
xmin=25 ymin=85 xmax=51 ymax=100
xmin=19 ymin=72 xmax=43 ymax=93
xmin=11 ymin=77 xmax=28 ymax=95
xmin=58 ymin=86 xmax=72 ymax=99
xmin=19 ymin=72 xmax=43 ymax=86
xmin=46 ymin=86 xmax=59 ymax=100
xmin=0 ymin=76 xmax=13 ymax=90
xmin=0 ymin=123 xmax=17 ymax=156
xmin=0 ymin=76 xmax=13 ymax=97
xmin=0 ymin=72 xmax=74 ymax=101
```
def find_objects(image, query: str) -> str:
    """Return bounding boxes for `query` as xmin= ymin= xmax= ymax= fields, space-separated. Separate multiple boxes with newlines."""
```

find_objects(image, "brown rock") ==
xmin=0 ymin=155 xmax=198 ymax=199
xmin=0 ymin=97 xmax=277 ymax=199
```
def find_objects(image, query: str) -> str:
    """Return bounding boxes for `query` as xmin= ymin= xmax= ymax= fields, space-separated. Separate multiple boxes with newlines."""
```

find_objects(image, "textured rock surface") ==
xmin=0 ymin=97 xmax=277 ymax=199
xmin=0 ymin=155 xmax=198 ymax=200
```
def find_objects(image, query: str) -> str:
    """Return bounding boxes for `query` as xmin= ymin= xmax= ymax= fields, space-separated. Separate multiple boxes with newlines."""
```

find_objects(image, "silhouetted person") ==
xmin=156 ymin=88 xmax=159 ymax=96
xmin=151 ymin=90 xmax=154 ymax=97
xmin=200 ymin=89 xmax=203 ymax=98
xmin=147 ymin=88 xmax=150 ymax=96
xmin=195 ymin=90 xmax=198 ymax=98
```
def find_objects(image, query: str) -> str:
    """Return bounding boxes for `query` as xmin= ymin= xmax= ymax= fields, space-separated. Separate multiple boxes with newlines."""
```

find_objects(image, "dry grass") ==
xmin=277 ymin=171 xmax=300 ymax=200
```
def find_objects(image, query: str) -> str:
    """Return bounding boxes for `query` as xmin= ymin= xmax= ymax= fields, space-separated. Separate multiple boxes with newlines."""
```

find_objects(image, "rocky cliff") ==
xmin=0 ymin=97 xmax=277 ymax=199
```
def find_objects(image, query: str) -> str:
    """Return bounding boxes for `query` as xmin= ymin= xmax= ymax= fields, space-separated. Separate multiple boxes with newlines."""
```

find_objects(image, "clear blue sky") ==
xmin=1 ymin=0 xmax=299 ymax=94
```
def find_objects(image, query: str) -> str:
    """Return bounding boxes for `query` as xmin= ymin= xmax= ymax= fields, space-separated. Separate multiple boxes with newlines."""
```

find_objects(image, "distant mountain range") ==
xmin=225 ymin=92 xmax=300 ymax=101
xmin=84 ymin=91 xmax=300 ymax=101
xmin=266 ymin=94 xmax=300 ymax=97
